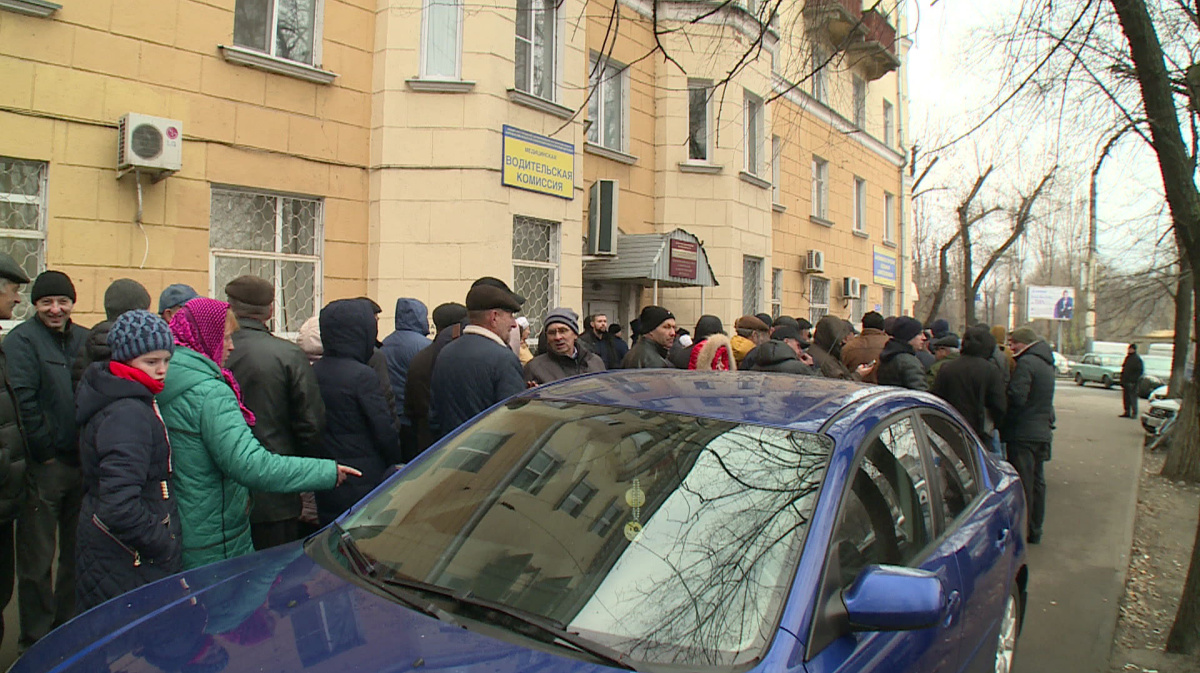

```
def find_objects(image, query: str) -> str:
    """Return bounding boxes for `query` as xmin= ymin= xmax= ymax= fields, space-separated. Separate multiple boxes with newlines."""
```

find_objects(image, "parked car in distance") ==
xmin=1071 ymin=353 xmax=1125 ymax=388
xmin=15 ymin=372 xmax=1030 ymax=673
xmin=1138 ymin=356 xmax=1173 ymax=398
xmin=1051 ymin=352 xmax=1074 ymax=376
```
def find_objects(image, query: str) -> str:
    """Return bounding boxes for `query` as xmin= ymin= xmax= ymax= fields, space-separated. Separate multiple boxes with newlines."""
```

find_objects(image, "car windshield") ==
xmin=1099 ymin=355 xmax=1124 ymax=367
xmin=1142 ymin=356 xmax=1172 ymax=374
xmin=329 ymin=399 xmax=833 ymax=669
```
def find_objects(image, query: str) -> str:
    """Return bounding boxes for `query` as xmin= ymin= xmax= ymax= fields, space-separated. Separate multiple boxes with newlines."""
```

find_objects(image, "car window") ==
xmin=832 ymin=415 xmax=934 ymax=588
xmin=1083 ymin=355 xmax=1095 ymax=365
xmin=920 ymin=414 xmax=980 ymax=524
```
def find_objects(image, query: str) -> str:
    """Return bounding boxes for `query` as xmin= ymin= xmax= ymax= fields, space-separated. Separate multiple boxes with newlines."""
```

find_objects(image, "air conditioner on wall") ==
xmin=117 ymin=113 xmax=183 ymax=176
xmin=843 ymin=277 xmax=861 ymax=298
xmin=804 ymin=249 xmax=825 ymax=274
xmin=587 ymin=179 xmax=618 ymax=255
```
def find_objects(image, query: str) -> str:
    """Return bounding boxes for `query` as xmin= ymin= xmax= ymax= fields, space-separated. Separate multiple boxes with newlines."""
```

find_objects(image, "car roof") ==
xmin=519 ymin=370 xmax=897 ymax=433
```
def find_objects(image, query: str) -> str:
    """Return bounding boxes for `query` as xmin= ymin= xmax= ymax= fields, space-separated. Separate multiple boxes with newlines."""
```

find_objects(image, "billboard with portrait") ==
xmin=1027 ymin=286 xmax=1075 ymax=321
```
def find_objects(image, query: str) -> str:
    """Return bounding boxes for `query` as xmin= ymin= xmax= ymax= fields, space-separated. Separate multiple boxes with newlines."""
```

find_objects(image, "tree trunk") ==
xmin=1166 ymin=374 xmax=1200 ymax=651
xmin=1170 ymin=258 xmax=1192 ymax=397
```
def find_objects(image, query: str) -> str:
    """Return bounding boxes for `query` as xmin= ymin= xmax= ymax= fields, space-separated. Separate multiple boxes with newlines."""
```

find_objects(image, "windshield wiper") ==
xmin=377 ymin=573 xmax=638 ymax=671
xmin=331 ymin=522 xmax=459 ymax=626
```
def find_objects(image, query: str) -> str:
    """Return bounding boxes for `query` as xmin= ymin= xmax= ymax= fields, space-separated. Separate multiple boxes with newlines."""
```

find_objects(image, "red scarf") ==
xmin=110 ymin=361 xmax=165 ymax=395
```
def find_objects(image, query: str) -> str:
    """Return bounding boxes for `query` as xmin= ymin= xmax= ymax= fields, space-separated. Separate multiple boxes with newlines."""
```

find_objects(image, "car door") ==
xmin=804 ymin=413 xmax=967 ymax=673
xmin=917 ymin=412 xmax=1013 ymax=672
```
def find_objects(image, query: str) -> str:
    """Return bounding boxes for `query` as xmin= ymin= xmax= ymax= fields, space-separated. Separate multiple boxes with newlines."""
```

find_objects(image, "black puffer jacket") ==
xmin=312 ymin=300 xmax=401 ymax=525
xmin=931 ymin=330 xmax=1006 ymax=441
xmin=71 ymin=320 xmax=113 ymax=390
xmin=6 ymin=316 xmax=90 ymax=464
xmin=750 ymin=341 xmax=815 ymax=375
xmin=877 ymin=339 xmax=929 ymax=391
xmin=0 ymin=337 xmax=25 ymax=523
xmin=1001 ymin=340 xmax=1056 ymax=445
xmin=75 ymin=363 xmax=181 ymax=612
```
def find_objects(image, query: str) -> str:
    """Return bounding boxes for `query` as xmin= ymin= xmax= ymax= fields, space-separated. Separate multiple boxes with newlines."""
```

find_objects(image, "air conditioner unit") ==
xmin=804 ymin=249 xmax=825 ymax=274
xmin=587 ymin=179 xmax=618 ymax=255
xmin=117 ymin=113 xmax=183 ymax=176
xmin=842 ymin=277 xmax=861 ymax=298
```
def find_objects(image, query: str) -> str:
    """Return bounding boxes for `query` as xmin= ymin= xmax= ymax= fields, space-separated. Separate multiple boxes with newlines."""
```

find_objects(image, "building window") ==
xmin=0 ymin=158 xmax=46 ymax=323
xmin=852 ymin=75 xmax=866 ymax=127
xmin=557 ymin=478 xmax=598 ymax=518
xmin=884 ymin=192 xmax=896 ymax=242
xmin=233 ymin=0 xmax=321 ymax=66
xmin=882 ymin=287 xmax=896 ymax=316
xmin=809 ymin=276 xmax=829 ymax=325
xmin=587 ymin=55 xmax=627 ymax=151
xmin=515 ymin=0 xmax=556 ymax=101
xmin=854 ymin=177 xmax=867 ymax=232
xmin=771 ymin=135 xmax=783 ymax=204
xmin=771 ymin=268 xmax=783 ymax=319
xmin=852 ymin=284 xmax=869 ymax=324
xmin=883 ymin=100 xmax=894 ymax=146
xmin=420 ymin=0 xmax=463 ymax=79
xmin=688 ymin=80 xmax=712 ymax=161
xmin=589 ymin=498 xmax=622 ymax=536
xmin=513 ymin=216 xmax=559 ymax=335
xmin=744 ymin=92 xmax=764 ymax=176
xmin=743 ymin=256 xmax=763 ymax=315
xmin=812 ymin=156 xmax=829 ymax=220
xmin=210 ymin=187 xmax=322 ymax=334
xmin=811 ymin=45 xmax=828 ymax=103
xmin=512 ymin=449 xmax=562 ymax=495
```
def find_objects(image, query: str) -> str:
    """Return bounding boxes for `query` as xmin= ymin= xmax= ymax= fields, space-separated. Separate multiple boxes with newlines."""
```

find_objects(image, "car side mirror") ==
xmin=842 ymin=565 xmax=945 ymax=632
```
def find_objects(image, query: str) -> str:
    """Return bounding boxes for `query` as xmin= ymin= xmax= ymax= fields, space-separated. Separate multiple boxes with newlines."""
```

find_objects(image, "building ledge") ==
xmin=772 ymin=202 xmax=787 ymax=213
xmin=406 ymin=78 xmax=475 ymax=93
xmin=584 ymin=142 xmax=638 ymax=165
xmin=507 ymin=89 xmax=574 ymax=119
xmin=678 ymin=161 xmax=723 ymax=174
xmin=218 ymin=45 xmax=337 ymax=84
xmin=852 ymin=229 xmax=869 ymax=239
xmin=881 ymin=239 xmax=897 ymax=249
xmin=0 ymin=0 xmax=58 ymax=16
xmin=739 ymin=170 xmax=771 ymax=190
xmin=810 ymin=214 xmax=834 ymax=228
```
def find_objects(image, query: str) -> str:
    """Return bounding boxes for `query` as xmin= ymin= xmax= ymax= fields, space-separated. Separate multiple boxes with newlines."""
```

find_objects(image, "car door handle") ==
xmin=995 ymin=528 xmax=1010 ymax=551
xmin=943 ymin=590 xmax=961 ymax=627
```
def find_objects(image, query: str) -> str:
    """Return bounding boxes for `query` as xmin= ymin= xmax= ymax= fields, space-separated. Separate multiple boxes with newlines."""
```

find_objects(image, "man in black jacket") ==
xmin=1002 ymin=326 xmax=1056 ymax=544
xmin=223 ymin=275 xmax=326 ymax=550
xmin=751 ymin=325 xmax=815 ymax=375
xmin=7 ymin=270 xmax=89 ymax=648
xmin=621 ymin=306 xmax=676 ymax=369
xmin=0 ymin=253 xmax=29 ymax=648
xmin=524 ymin=308 xmax=605 ymax=384
xmin=71 ymin=279 xmax=152 ymax=389
xmin=405 ymin=302 xmax=468 ymax=456
xmin=1119 ymin=344 xmax=1144 ymax=418
xmin=931 ymin=326 xmax=1006 ymax=445
xmin=578 ymin=313 xmax=624 ymax=370
xmin=877 ymin=317 xmax=929 ymax=391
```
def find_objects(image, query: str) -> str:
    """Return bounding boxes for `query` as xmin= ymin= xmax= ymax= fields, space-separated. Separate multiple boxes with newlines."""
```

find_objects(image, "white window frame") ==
xmin=687 ymin=79 xmax=713 ymax=162
xmin=208 ymin=186 xmax=324 ymax=337
xmin=514 ymin=0 xmax=558 ymax=102
xmin=853 ymin=284 xmax=869 ymax=324
xmin=744 ymin=91 xmax=764 ymax=176
xmin=854 ymin=177 xmax=867 ymax=232
xmin=811 ymin=44 xmax=828 ymax=103
xmin=884 ymin=192 xmax=896 ymax=243
xmin=743 ymin=255 xmax=763 ymax=316
xmin=772 ymin=135 xmax=783 ymax=204
xmin=812 ymin=156 xmax=829 ymax=220
xmin=587 ymin=54 xmax=629 ymax=152
xmin=512 ymin=215 xmax=561 ymax=335
xmin=882 ymin=287 xmax=896 ymax=316
xmin=771 ymin=267 xmax=783 ymax=318
xmin=883 ymin=99 xmax=894 ymax=146
xmin=809 ymin=276 xmax=830 ymax=325
xmin=0 ymin=157 xmax=47 ymax=328
xmin=232 ymin=0 xmax=325 ymax=67
xmin=419 ymin=0 xmax=464 ymax=80
xmin=852 ymin=75 xmax=866 ymax=127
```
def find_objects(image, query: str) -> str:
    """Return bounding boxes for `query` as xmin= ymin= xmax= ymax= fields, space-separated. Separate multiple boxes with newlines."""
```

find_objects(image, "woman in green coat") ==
xmin=159 ymin=298 xmax=359 ymax=569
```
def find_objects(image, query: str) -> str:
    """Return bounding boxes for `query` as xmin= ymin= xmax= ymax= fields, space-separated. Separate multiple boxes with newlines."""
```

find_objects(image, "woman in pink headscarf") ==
xmin=157 ymin=297 xmax=359 ymax=569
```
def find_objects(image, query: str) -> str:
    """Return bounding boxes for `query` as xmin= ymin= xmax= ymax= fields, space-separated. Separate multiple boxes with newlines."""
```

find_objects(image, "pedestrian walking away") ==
xmin=380 ymin=298 xmax=433 ymax=456
xmin=1002 ymin=326 xmax=1056 ymax=544
xmin=1119 ymin=344 xmax=1143 ymax=418
xmin=7 ymin=270 xmax=89 ymax=648
xmin=405 ymin=302 xmax=468 ymax=456
xmin=524 ymin=308 xmax=605 ymax=385
xmin=0 ymin=253 xmax=30 ymax=647
xmin=931 ymin=326 xmax=1006 ymax=446
xmin=223 ymin=276 xmax=327 ymax=551
xmin=74 ymin=310 xmax=182 ymax=612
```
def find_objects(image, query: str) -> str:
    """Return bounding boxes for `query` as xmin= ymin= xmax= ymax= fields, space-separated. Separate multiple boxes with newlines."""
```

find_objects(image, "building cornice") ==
xmin=771 ymin=74 xmax=906 ymax=169
xmin=617 ymin=0 xmax=779 ymax=50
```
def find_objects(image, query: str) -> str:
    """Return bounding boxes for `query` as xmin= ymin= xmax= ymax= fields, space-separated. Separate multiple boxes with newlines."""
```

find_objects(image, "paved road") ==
xmin=1018 ymin=383 xmax=1144 ymax=672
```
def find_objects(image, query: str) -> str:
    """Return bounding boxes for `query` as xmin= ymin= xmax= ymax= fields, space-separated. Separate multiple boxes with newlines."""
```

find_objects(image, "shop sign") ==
xmin=501 ymin=125 xmax=575 ymax=199
xmin=872 ymin=247 xmax=897 ymax=288
xmin=669 ymin=239 xmax=698 ymax=279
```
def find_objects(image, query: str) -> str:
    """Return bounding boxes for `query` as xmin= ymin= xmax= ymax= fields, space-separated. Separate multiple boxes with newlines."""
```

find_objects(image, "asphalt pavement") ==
xmin=1017 ymin=382 xmax=1144 ymax=673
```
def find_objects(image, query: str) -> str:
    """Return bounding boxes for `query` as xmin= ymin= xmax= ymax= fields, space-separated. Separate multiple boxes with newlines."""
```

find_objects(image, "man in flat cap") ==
xmin=0 ymin=253 xmax=29 ymax=648
xmin=925 ymin=332 xmax=961 ymax=389
xmin=621 ymin=306 xmax=677 ymax=369
xmin=524 ymin=308 xmax=605 ymax=385
xmin=729 ymin=315 xmax=769 ymax=367
xmin=1003 ymin=326 xmax=1056 ymax=544
xmin=7 ymin=270 xmax=89 ymax=647
xmin=430 ymin=281 xmax=526 ymax=437
xmin=223 ymin=275 xmax=326 ymax=550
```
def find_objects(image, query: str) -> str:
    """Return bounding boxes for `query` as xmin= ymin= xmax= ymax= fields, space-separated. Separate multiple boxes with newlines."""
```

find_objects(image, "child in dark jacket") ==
xmin=75 ymin=310 xmax=181 ymax=612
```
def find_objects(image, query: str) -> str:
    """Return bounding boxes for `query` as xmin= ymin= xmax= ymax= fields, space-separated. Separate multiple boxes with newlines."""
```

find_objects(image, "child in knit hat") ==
xmin=74 ymin=309 xmax=181 ymax=611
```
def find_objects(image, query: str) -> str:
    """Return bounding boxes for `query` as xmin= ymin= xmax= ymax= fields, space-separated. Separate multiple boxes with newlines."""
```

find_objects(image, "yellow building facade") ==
xmin=0 ymin=0 xmax=908 ymax=335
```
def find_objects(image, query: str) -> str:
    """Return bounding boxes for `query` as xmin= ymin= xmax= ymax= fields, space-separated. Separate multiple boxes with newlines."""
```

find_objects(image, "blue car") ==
xmin=18 ymin=372 xmax=1027 ymax=673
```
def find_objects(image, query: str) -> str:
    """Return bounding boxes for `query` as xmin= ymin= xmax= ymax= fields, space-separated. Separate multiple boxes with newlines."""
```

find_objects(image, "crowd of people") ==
xmin=0 ymin=254 xmax=1055 ymax=651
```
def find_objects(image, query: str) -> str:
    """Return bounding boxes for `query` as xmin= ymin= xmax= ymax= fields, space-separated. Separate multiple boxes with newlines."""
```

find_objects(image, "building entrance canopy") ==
xmin=583 ymin=229 xmax=718 ymax=288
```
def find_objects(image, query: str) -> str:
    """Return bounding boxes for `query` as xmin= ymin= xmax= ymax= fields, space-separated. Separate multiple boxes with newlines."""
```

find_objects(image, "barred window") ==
xmin=0 ymin=158 xmax=47 ymax=322
xmin=771 ymin=268 xmax=783 ymax=319
xmin=809 ymin=276 xmax=829 ymax=325
xmin=209 ymin=187 xmax=322 ymax=334
xmin=513 ymin=216 xmax=559 ymax=335
xmin=743 ymin=255 xmax=762 ymax=316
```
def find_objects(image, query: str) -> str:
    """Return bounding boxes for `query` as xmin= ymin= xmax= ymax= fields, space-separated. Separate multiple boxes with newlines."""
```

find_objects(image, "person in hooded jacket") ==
xmin=1002 ymin=326 xmax=1056 ymax=544
xmin=312 ymin=300 xmax=402 ymax=525
xmin=380 ymin=298 xmax=432 ymax=440
xmin=75 ymin=310 xmax=182 ymax=612
xmin=686 ymin=316 xmax=735 ymax=370
xmin=751 ymin=325 xmax=816 ymax=375
xmin=876 ymin=317 xmax=929 ymax=391
xmin=809 ymin=316 xmax=857 ymax=380
xmin=157 ymin=298 xmax=359 ymax=569
xmin=524 ymin=309 xmax=605 ymax=385
xmin=71 ymin=279 xmax=152 ymax=390
xmin=931 ymin=326 xmax=1006 ymax=444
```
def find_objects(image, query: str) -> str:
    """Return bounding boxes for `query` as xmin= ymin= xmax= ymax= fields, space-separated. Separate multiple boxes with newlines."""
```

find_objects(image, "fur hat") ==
xmin=108 ymin=309 xmax=175 ymax=362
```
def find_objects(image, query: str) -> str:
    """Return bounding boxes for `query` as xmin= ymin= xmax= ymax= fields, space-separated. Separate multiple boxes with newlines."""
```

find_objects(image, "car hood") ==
xmin=15 ymin=542 xmax=617 ymax=673
xmin=1149 ymin=398 xmax=1181 ymax=412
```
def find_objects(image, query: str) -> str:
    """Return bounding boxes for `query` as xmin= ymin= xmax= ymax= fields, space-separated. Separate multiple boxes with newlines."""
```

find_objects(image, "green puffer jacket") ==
xmin=158 ymin=347 xmax=337 ymax=569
